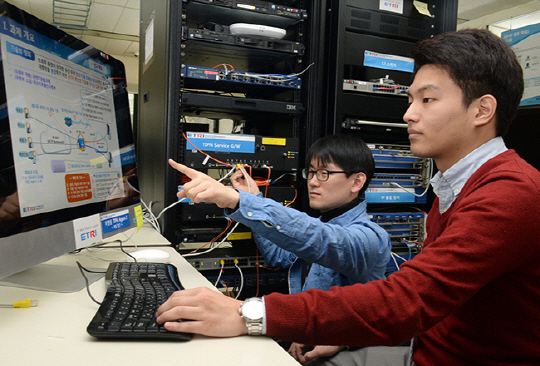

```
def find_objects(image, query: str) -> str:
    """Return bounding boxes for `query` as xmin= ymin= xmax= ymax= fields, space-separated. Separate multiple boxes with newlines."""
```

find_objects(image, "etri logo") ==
xmin=384 ymin=1 xmax=400 ymax=9
xmin=81 ymin=229 xmax=97 ymax=241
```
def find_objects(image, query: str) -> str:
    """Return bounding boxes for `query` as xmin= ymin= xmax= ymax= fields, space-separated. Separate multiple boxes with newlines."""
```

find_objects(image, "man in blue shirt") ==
xmin=225 ymin=135 xmax=391 ymax=293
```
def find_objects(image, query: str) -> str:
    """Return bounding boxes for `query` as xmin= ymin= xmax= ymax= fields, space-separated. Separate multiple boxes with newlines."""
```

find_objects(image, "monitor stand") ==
xmin=0 ymin=263 xmax=104 ymax=293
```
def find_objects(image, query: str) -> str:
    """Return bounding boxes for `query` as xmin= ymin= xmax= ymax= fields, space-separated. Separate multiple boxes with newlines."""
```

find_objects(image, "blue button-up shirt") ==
xmin=226 ymin=190 xmax=391 ymax=293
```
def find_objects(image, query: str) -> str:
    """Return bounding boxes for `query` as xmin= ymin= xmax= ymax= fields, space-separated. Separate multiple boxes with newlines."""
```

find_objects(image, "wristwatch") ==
xmin=239 ymin=297 xmax=264 ymax=335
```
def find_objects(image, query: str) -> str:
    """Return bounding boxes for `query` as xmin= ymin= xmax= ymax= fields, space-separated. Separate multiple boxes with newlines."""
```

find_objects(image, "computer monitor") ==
xmin=0 ymin=2 xmax=140 ymax=281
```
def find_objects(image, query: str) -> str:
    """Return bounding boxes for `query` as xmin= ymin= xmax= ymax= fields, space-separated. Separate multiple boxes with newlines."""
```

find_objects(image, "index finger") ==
xmin=168 ymin=159 xmax=201 ymax=179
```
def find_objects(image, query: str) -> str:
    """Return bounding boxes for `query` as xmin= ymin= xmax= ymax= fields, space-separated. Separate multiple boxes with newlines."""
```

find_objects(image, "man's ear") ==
xmin=351 ymin=172 xmax=367 ymax=193
xmin=474 ymin=94 xmax=497 ymax=127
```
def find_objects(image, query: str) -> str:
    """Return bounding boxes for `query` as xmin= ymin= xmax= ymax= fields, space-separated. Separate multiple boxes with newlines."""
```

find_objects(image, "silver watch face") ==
xmin=242 ymin=299 xmax=264 ymax=320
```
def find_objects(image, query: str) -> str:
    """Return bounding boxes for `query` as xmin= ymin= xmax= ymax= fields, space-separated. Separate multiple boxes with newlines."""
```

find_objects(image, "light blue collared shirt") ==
xmin=430 ymin=137 xmax=508 ymax=213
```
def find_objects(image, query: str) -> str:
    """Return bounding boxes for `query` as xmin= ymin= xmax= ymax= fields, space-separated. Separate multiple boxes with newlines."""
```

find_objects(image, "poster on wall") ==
xmin=502 ymin=23 xmax=540 ymax=106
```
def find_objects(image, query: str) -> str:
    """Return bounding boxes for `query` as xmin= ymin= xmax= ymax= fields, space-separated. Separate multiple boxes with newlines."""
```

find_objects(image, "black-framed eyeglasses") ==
xmin=301 ymin=168 xmax=348 ymax=182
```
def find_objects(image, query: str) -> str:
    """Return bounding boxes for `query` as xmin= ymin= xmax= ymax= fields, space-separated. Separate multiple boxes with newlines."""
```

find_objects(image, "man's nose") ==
xmin=403 ymin=102 xmax=418 ymax=123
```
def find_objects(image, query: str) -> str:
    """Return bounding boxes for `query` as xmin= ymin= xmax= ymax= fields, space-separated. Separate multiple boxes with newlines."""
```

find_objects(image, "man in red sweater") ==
xmin=157 ymin=29 xmax=540 ymax=365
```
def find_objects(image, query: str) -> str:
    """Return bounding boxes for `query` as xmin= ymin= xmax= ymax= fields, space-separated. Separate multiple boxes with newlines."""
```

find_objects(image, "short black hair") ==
xmin=305 ymin=135 xmax=374 ymax=196
xmin=411 ymin=28 xmax=524 ymax=136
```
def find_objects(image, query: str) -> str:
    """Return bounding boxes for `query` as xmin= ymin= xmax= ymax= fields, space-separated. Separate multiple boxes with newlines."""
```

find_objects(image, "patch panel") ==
xmin=369 ymin=144 xmax=427 ymax=170
xmin=369 ymin=212 xmax=425 ymax=252
xmin=343 ymin=79 xmax=409 ymax=97
xmin=366 ymin=144 xmax=431 ymax=203
xmin=188 ymin=255 xmax=268 ymax=270
xmin=207 ymin=272 xmax=288 ymax=288
xmin=371 ymin=173 xmax=425 ymax=188
xmin=182 ymin=64 xmax=302 ymax=89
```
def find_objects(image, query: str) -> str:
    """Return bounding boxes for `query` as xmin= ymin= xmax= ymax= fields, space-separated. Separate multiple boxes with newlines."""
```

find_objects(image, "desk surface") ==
xmin=0 ymin=226 xmax=298 ymax=366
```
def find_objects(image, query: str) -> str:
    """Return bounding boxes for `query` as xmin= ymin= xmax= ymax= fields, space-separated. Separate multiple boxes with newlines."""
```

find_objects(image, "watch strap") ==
xmin=246 ymin=320 xmax=263 ymax=336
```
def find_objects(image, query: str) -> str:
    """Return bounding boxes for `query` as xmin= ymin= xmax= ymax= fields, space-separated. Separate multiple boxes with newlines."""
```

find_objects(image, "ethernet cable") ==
xmin=214 ymin=261 xmax=225 ymax=287
xmin=182 ymin=221 xmax=241 ymax=257
xmin=0 ymin=298 xmax=39 ymax=308
xmin=234 ymin=260 xmax=244 ymax=300
xmin=389 ymin=158 xmax=434 ymax=197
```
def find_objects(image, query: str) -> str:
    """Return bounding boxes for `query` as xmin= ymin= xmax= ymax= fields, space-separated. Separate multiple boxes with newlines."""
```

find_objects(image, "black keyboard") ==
xmin=87 ymin=262 xmax=193 ymax=341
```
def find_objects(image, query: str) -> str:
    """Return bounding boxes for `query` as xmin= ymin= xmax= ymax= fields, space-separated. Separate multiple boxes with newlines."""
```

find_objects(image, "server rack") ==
xmin=324 ymin=0 xmax=457 ymax=138
xmin=136 ymin=0 xmax=458 ymax=289
xmin=137 ymin=0 xmax=321 ymax=296
xmin=321 ymin=0 xmax=457 ymax=274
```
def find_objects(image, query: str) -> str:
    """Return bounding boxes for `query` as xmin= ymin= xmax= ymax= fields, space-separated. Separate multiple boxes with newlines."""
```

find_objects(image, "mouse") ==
xmin=129 ymin=249 xmax=170 ymax=262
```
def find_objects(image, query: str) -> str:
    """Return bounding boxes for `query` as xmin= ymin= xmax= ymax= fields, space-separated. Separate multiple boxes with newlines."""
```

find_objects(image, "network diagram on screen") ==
xmin=0 ymin=15 xmax=125 ymax=218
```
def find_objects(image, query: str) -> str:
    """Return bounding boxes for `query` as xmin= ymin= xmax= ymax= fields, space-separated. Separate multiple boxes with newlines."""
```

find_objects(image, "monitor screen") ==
xmin=0 ymin=2 xmax=140 ymax=280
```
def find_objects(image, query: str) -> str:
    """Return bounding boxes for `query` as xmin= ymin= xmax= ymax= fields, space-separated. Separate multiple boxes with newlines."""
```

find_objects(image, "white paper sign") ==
xmin=380 ymin=0 xmax=404 ymax=14
xmin=73 ymin=214 xmax=103 ymax=249
xmin=144 ymin=18 xmax=154 ymax=65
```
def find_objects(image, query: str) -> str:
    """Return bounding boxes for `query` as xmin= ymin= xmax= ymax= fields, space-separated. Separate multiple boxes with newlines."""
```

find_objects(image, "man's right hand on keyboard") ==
xmin=156 ymin=287 xmax=248 ymax=337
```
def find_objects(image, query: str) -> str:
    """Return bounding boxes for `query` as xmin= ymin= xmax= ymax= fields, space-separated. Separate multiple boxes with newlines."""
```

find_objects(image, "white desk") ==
xmin=0 ymin=226 xmax=298 ymax=366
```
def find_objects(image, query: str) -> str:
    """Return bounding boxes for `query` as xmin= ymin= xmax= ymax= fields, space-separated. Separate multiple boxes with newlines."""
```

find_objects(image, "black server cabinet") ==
xmin=324 ymin=0 xmax=457 ymax=141
xmin=137 ymin=0 xmax=320 ymax=249
xmin=320 ymin=0 xmax=457 ymax=274
xmin=137 ymin=0 xmax=183 ymax=244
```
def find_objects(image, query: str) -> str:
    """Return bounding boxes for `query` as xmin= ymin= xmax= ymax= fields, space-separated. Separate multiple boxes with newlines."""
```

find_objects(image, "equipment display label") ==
xmin=186 ymin=132 xmax=256 ymax=153
xmin=364 ymin=50 xmax=414 ymax=73
xmin=101 ymin=209 xmax=131 ymax=234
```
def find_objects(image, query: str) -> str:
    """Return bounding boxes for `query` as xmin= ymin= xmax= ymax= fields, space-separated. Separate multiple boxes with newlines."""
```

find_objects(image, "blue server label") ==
xmin=186 ymin=132 xmax=256 ymax=153
xmin=364 ymin=51 xmax=414 ymax=73
xmin=178 ymin=185 xmax=192 ymax=203
xmin=366 ymin=188 xmax=416 ymax=203
xmin=120 ymin=146 xmax=136 ymax=165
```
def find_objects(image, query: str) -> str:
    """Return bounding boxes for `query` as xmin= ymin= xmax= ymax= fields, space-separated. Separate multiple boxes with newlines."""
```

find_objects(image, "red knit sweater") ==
xmin=264 ymin=150 xmax=540 ymax=365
